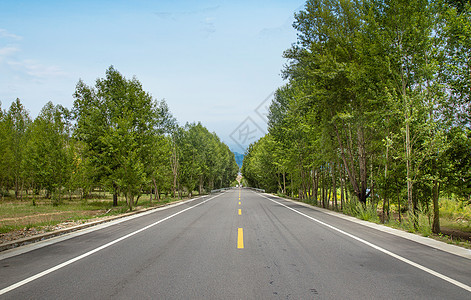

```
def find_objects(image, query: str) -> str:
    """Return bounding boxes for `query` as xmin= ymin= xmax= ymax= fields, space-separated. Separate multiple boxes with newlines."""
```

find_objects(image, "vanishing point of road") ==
xmin=1 ymin=189 xmax=471 ymax=299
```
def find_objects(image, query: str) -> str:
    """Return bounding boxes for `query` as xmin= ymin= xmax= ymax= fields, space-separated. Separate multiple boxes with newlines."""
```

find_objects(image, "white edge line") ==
xmin=267 ymin=193 xmax=471 ymax=259
xmin=0 ymin=193 xmax=223 ymax=296
xmin=0 ymin=196 xmax=207 ymax=261
xmin=260 ymin=194 xmax=471 ymax=293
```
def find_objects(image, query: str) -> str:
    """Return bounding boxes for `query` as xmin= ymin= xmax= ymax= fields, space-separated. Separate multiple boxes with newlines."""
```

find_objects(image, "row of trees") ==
xmin=0 ymin=66 xmax=239 ymax=209
xmin=242 ymin=0 xmax=471 ymax=233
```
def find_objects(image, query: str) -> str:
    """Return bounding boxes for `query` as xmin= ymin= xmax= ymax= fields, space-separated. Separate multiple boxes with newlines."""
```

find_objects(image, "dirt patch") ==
xmin=0 ymin=210 xmax=104 ymax=227
xmin=439 ymin=227 xmax=471 ymax=243
xmin=1 ymin=211 xmax=81 ymax=222
xmin=0 ymin=204 xmax=162 ymax=246
xmin=0 ymin=214 xmax=115 ymax=245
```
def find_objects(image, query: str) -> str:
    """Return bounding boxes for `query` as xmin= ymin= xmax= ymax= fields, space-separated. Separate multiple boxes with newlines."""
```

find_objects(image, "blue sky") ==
xmin=0 ymin=0 xmax=304 ymax=152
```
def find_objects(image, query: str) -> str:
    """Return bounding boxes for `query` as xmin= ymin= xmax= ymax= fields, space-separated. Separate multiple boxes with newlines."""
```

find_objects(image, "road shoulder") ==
xmin=266 ymin=193 xmax=471 ymax=260
xmin=0 ymin=195 xmax=208 ymax=256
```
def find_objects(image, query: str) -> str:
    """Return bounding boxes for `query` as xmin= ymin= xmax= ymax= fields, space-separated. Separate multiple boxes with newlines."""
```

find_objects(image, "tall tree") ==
xmin=24 ymin=102 xmax=71 ymax=202
xmin=73 ymin=66 xmax=159 ymax=209
xmin=4 ymin=99 xmax=31 ymax=199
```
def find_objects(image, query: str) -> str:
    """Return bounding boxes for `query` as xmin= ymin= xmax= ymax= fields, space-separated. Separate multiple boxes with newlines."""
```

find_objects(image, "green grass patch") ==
xmin=0 ymin=192 xmax=190 ymax=236
xmin=343 ymin=201 xmax=380 ymax=223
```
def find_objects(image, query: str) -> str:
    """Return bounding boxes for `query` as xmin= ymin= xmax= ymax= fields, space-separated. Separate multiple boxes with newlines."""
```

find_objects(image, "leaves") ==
xmin=243 ymin=0 xmax=471 ymax=215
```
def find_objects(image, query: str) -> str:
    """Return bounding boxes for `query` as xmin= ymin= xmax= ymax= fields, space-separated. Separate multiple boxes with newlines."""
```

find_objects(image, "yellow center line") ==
xmin=237 ymin=228 xmax=244 ymax=249
xmin=238 ymin=201 xmax=241 ymax=205
xmin=238 ymin=209 xmax=241 ymax=215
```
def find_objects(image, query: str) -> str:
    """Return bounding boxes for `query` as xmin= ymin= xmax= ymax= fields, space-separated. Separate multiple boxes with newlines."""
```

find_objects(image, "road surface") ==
xmin=1 ymin=189 xmax=471 ymax=299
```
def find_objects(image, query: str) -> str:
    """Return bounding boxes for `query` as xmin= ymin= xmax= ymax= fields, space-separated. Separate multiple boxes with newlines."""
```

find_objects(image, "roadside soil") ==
xmin=377 ymin=211 xmax=471 ymax=243
xmin=0 ymin=214 xmax=116 ymax=245
xmin=439 ymin=227 xmax=471 ymax=243
xmin=0 ymin=204 xmax=156 ymax=245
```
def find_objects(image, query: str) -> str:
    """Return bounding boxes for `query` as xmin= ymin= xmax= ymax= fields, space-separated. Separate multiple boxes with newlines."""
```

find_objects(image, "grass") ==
xmin=439 ymin=198 xmax=471 ymax=231
xmin=0 ymin=191 xmax=196 ymax=236
xmin=343 ymin=201 xmax=380 ymax=223
xmin=283 ymin=192 xmax=471 ymax=249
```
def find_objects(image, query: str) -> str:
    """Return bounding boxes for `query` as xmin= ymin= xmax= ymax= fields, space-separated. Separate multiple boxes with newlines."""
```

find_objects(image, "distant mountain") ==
xmin=233 ymin=152 xmax=245 ymax=169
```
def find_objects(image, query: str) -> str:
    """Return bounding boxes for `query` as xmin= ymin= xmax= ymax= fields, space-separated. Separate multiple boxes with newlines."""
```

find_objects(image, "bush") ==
xmin=343 ymin=201 xmax=379 ymax=222
xmin=440 ymin=198 xmax=471 ymax=221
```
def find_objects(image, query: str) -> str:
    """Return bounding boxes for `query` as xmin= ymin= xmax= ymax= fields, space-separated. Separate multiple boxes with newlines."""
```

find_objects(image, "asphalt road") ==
xmin=1 ymin=189 xmax=471 ymax=299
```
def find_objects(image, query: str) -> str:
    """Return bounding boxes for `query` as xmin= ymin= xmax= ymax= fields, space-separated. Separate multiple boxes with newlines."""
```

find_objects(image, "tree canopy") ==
xmin=242 ymin=0 xmax=471 ymax=233
xmin=0 ymin=66 xmax=238 ymax=208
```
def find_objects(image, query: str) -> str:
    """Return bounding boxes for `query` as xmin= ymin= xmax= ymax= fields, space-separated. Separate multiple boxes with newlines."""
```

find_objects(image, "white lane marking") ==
xmin=0 ymin=193 xmax=224 ymax=296
xmin=0 ymin=196 xmax=208 ymax=261
xmin=260 ymin=194 xmax=471 ymax=293
xmin=267 ymin=193 xmax=471 ymax=259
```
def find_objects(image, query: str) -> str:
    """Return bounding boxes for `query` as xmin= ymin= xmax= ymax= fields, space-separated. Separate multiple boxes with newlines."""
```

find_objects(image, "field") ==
xmin=0 ymin=191 xmax=191 ymax=244
xmin=345 ymin=198 xmax=471 ymax=248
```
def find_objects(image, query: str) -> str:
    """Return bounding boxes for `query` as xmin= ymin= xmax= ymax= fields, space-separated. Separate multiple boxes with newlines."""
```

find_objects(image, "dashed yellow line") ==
xmin=237 ymin=191 xmax=243 ymax=249
xmin=237 ymin=228 xmax=244 ymax=249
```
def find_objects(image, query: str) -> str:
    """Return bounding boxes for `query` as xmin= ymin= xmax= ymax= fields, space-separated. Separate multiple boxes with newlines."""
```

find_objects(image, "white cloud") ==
xmin=0 ymin=29 xmax=22 ymax=40
xmin=257 ymin=5 xmax=303 ymax=40
xmin=0 ymin=30 xmax=66 ymax=81
xmin=7 ymin=60 xmax=67 ymax=79
xmin=200 ymin=17 xmax=216 ymax=37
xmin=154 ymin=5 xmax=220 ymax=20
xmin=0 ymin=46 xmax=20 ymax=57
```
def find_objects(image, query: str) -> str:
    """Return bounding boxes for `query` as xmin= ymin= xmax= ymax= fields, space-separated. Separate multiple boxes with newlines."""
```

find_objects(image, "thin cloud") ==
xmin=154 ymin=5 xmax=220 ymax=20
xmin=7 ymin=60 xmax=67 ymax=80
xmin=0 ymin=29 xmax=22 ymax=40
xmin=0 ymin=46 xmax=20 ymax=57
xmin=257 ymin=5 xmax=303 ymax=39
xmin=201 ymin=17 xmax=216 ymax=37
xmin=0 ymin=30 xmax=67 ymax=81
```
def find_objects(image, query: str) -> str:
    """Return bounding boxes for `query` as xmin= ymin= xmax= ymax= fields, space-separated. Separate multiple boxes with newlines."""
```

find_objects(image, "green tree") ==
xmin=3 ymin=99 xmax=31 ymax=199
xmin=24 ymin=102 xmax=71 ymax=202
xmin=440 ymin=0 xmax=471 ymax=126
xmin=0 ymin=102 xmax=11 ymax=198
xmin=73 ymin=66 xmax=159 ymax=209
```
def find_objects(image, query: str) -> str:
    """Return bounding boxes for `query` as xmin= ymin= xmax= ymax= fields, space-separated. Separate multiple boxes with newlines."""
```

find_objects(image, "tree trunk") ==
xmin=277 ymin=173 xmax=282 ymax=193
xmin=127 ymin=193 xmax=133 ymax=210
xmin=300 ymin=168 xmax=305 ymax=200
xmin=357 ymin=127 xmax=368 ymax=204
xmin=172 ymin=173 xmax=177 ymax=198
xmin=382 ymin=140 xmax=389 ymax=223
xmin=149 ymin=184 xmax=153 ymax=203
xmin=290 ymin=176 xmax=293 ymax=198
xmin=405 ymin=119 xmax=413 ymax=212
xmin=321 ymin=170 xmax=325 ymax=208
xmin=332 ymin=162 xmax=337 ymax=210
xmin=326 ymin=178 xmax=331 ymax=210
xmin=153 ymin=178 xmax=159 ymax=202
xmin=199 ymin=175 xmax=203 ymax=195
xmin=397 ymin=186 xmax=402 ymax=223
xmin=333 ymin=122 xmax=362 ymax=203
xmin=113 ymin=183 xmax=118 ymax=207
xmin=404 ymin=98 xmax=418 ymax=228
xmin=432 ymin=180 xmax=440 ymax=234
xmin=312 ymin=169 xmax=318 ymax=204
xmin=345 ymin=183 xmax=349 ymax=204
xmin=171 ymin=140 xmax=178 ymax=199
xmin=339 ymin=163 xmax=345 ymax=211
xmin=15 ymin=179 xmax=19 ymax=199
xmin=283 ymin=172 xmax=286 ymax=194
